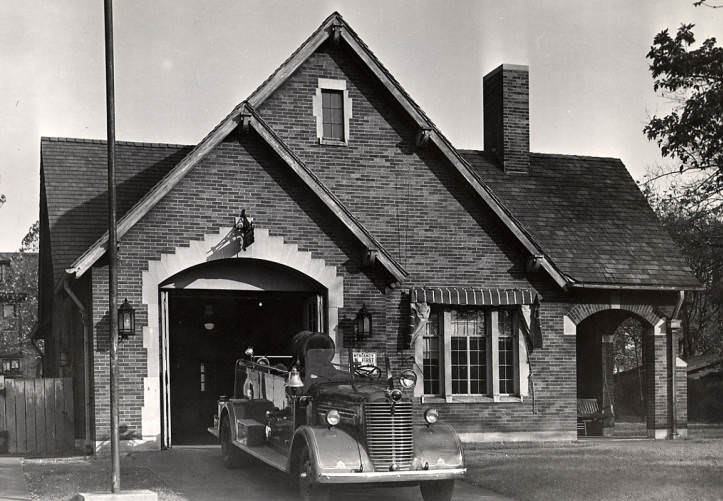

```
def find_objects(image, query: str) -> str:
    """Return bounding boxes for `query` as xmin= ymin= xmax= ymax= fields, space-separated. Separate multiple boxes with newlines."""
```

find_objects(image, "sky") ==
xmin=1 ymin=0 xmax=722 ymax=251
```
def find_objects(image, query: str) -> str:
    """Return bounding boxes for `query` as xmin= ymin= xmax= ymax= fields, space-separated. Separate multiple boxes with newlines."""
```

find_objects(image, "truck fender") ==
xmin=288 ymin=425 xmax=373 ymax=476
xmin=413 ymin=423 xmax=464 ymax=470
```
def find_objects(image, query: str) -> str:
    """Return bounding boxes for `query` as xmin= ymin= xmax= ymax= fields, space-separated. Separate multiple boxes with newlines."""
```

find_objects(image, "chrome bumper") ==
xmin=317 ymin=467 xmax=466 ymax=484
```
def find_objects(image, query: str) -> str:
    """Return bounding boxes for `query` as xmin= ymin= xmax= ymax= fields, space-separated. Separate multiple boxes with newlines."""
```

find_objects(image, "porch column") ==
xmin=671 ymin=320 xmax=688 ymax=438
xmin=600 ymin=334 xmax=615 ymax=436
xmin=646 ymin=319 xmax=670 ymax=439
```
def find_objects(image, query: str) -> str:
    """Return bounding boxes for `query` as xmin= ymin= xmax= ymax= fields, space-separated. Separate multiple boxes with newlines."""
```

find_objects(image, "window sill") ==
xmin=421 ymin=395 xmax=524 ymax=404
xmin=319 ymin=138 xmax=348 ymax=146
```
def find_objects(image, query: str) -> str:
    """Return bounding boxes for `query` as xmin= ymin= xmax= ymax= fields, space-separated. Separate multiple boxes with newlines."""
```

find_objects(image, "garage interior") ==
xmin=163 ymin=259 xmax=325 ymax=445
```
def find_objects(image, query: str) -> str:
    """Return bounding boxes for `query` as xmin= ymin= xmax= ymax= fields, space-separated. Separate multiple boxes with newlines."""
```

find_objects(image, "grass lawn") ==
xmin=464 ymin=438 xmax=723 ymax=501
xmin=23 ymin=455 xmax=184 ymax=501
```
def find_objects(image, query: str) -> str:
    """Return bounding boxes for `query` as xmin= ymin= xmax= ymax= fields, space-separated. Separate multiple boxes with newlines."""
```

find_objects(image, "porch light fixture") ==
xmin=203 ymin=304 xmax=216 ymax=331
xmin=118 ymin=298 xmax=136 ymax=339
xmin=354 ymin=304 xmax=372 ymax=341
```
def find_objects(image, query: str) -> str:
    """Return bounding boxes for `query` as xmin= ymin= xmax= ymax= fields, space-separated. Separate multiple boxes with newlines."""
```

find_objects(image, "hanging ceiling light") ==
xmin=203 ymin=304 xmax=216 ymax=331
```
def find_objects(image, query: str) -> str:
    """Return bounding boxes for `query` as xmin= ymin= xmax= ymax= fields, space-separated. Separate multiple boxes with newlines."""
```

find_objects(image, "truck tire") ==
xmin=220 ymin=416 xmax=247 ymax=469
xmin=296 ymin=445 xmax=329 ymax=501
xmin=420 ymin=479 xmax=455 ymax=501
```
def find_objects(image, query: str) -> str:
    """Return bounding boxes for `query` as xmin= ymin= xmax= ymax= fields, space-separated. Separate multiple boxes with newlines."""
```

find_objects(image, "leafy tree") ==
xmin=643 ymin=1 xmax=723 ymax=358
xmin=641 ymin=178 xmax=722 ymax=358
xmin=0 ymin=253 xmax=38 ymax=353
xmin=643 ymin=6 xmax=723 ymax=217
xmin=0 ymin=193 xmax=5 ymax=208
xmin=21 ymin=221 xmax=39 ymax=253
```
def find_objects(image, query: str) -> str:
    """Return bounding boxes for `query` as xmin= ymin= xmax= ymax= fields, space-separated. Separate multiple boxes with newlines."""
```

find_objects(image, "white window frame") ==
xmin=312 ymin=78 xmax=352 ymax=145
xmin=421 ymin=307 xmax=529 ymax=403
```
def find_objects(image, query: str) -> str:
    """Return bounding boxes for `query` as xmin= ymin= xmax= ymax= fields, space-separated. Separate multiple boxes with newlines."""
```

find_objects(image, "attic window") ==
xmin=313 ymin=78 xmax=352 ymax=144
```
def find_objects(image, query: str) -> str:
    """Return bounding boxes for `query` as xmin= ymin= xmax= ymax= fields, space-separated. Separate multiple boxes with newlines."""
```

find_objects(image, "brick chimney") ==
xmin=483 ymin=64 xmax=530 ymax=174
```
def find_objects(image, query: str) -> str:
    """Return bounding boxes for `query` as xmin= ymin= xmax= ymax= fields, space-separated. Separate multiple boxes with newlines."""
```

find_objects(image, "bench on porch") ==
xmin=577 ymin=398 xmax=603 ymax=436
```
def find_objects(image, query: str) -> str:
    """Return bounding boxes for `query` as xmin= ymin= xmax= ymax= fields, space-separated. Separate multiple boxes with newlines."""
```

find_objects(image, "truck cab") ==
xmin=208 ymin=331 xmax=465 ymax=501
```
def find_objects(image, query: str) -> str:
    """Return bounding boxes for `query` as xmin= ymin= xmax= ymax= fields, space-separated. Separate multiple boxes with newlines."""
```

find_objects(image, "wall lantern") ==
xmin=118 ymin=298 xmax=136 ymax=339
xmin=203 ymin=304 xmax=216 ymax=332
xmin=354 ymin=304 xmax=372 ymax=342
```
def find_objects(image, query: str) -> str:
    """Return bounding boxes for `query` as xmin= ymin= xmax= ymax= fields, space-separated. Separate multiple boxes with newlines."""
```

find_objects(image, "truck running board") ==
xmin=233 ymin=439 xmax=289 ymax=473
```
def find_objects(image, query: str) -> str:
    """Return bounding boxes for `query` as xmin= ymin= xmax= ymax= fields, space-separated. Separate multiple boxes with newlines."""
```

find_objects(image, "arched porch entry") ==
xmin=138 ymin=227 xmax=344 ymax=448
xmin=565 ymin=304 xmax=668 ymax=438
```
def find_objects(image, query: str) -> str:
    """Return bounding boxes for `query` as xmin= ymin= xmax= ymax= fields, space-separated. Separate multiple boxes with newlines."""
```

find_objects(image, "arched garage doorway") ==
xmin=160 ymin=259 xmax=326 ymax=444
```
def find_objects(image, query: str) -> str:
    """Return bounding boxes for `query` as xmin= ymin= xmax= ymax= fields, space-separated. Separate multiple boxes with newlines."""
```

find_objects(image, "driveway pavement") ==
xmin=130 ymin=445 xmax=510 ymax=501
xmin=0 ymin=457 xmax=32 ymax=501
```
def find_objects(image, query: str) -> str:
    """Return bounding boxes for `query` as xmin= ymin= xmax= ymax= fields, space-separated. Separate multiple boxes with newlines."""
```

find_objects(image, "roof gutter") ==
xmin=62 ymin=277 xmax=93 ymax=453
xmin=568 ymin=282 xmax=704 ymax=292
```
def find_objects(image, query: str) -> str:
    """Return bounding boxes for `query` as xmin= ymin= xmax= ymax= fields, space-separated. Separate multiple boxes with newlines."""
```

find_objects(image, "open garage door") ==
xmin=159 ymin=259 xmax=326 ymax=446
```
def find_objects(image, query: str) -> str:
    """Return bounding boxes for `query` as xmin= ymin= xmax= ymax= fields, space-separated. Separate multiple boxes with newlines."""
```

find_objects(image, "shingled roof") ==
xmin=460 ymin=150 xmax=700 ymax=289
xmin=40 ymin=138 xmax=192 ymax=283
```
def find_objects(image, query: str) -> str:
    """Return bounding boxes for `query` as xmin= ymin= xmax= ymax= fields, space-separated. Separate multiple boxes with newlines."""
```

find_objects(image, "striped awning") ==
xmin=410 ymin=287 xmax=537 ymax=306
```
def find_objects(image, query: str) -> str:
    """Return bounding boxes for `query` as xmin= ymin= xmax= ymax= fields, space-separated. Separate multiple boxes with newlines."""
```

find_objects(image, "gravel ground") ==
xmin=464 ymin=438 xmax=723 ymax=501
xmin=22 ymin=436 xmax=723 ymax=501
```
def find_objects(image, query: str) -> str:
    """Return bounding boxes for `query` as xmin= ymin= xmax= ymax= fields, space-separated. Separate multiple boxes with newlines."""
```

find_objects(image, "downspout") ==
xmin=670 ymin=290 xmax=685 ymax=439
xmin=63 ymin=278 xmax=92 ymax=453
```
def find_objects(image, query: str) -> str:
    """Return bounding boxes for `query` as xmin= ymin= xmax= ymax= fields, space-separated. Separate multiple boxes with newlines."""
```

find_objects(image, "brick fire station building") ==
xmin=37 ymin=13 xmax=699 ymax=451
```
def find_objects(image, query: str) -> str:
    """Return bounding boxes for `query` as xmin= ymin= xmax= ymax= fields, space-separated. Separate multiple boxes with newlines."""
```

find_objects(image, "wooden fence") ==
xmin=0 ymin=377 xmax=74 ymax=456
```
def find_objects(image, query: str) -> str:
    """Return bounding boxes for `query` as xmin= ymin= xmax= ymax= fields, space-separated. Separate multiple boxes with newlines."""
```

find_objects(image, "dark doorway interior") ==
xmin=168 ymin=289 xmax=315 ymax=444
xmin=576 ymin=311 xmax=649 ymax=437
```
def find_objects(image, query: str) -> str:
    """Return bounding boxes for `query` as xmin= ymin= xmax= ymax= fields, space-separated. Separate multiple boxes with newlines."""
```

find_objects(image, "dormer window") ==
xmin=313 ymin=78 xmax=352 ymax=144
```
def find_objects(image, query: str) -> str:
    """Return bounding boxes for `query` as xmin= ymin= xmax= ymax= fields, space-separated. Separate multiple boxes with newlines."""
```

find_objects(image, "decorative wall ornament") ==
xmin=208 ymin=209 xmax=255 ymax=255
xmin=410 ymin=302 xmax=431 ymax=347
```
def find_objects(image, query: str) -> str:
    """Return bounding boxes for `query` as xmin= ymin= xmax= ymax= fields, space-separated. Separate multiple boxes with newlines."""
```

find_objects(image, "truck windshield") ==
xmin=304 ymin=348 xmax=350 ymax=388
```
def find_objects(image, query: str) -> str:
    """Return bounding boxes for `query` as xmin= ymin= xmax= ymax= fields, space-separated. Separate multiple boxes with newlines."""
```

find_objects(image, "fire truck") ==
xmin=208 ymin=332 xmax=465 ymax=501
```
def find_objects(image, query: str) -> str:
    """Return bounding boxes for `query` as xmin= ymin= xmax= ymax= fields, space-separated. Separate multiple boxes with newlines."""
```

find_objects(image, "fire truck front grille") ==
xmin=364 ymin=401 xmax=413 ymax=471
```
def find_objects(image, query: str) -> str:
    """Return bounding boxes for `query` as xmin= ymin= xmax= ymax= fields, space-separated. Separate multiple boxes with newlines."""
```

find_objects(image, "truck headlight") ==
xmin=424 ymin=408 xmax=439 ymax=425
xmin=325 ymin=409 xmax=340 ymax=427
xmin=399 ymin=369 xmax=417 ymax=389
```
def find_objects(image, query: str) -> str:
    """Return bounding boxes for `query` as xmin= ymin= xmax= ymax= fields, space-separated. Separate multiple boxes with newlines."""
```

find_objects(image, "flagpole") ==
xmin=103 ymin=0 xmax=121 ymax=493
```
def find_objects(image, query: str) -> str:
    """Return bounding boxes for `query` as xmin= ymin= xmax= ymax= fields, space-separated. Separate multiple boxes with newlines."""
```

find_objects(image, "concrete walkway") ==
xmin=0 ymin=457 xmax=32 ymax=501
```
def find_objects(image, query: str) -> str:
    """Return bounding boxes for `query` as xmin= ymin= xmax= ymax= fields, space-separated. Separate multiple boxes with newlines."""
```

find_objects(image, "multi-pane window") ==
xmin=200 ymin=362 xmax=207 ymax=392
xmin=423 ymin=312 xmax=441 ymax=395
xmin=0 ymin=263 xmax=8 ymax=282
xmin=422 ymin=307 xmax=519 ymax=399
xmin=321 ymin=90 xmax=344 ymax=140
xmin=10 ymin=359 xmax=19 ymax=369
xmin=449 ymin=310 xmax=486 ymax=394
xmin=498 ymin=310 xmax=515 ymax=394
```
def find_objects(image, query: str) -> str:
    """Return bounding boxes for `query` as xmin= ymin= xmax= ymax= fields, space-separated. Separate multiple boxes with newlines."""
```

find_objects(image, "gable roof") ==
xmin=41 ymin=138 xmax=192 ymax=284
xmin=64 ymin=12 xmax=567 ymax=288
xmin=64 ymin=103 xmax=408 ymax=282
xmin=460 ymin=150 xmax=701 ymax=289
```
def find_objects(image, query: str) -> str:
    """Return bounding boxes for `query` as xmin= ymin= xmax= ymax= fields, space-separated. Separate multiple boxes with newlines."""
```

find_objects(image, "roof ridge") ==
xmin=459 ymin=148 xmax=623 ymax=162
xmin=245 ymin=13 xmax=340 ymax=105
xmin=41 ymin=136 xmax=193 ymax=149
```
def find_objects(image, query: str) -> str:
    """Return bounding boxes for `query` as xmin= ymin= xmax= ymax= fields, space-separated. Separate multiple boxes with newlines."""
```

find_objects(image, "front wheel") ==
xmin=296 ymin=446 xmax=330 ymax=501
xmin=220 ymin=416 xmax=248 ymax=469
xmin=420 ymin=479 xmax=455 ymax=501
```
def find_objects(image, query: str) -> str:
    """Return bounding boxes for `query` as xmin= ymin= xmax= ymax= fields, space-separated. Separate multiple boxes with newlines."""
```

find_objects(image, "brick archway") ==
xmin=565 ymin=302 xmax=675 ymax=439
xmin=139 ymin=226 xmax=344 ymax=444
xmin=563 ymin=303 xmax=666 ymax=337
xmin=565 ymin=303 xmax=663 ymax=328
